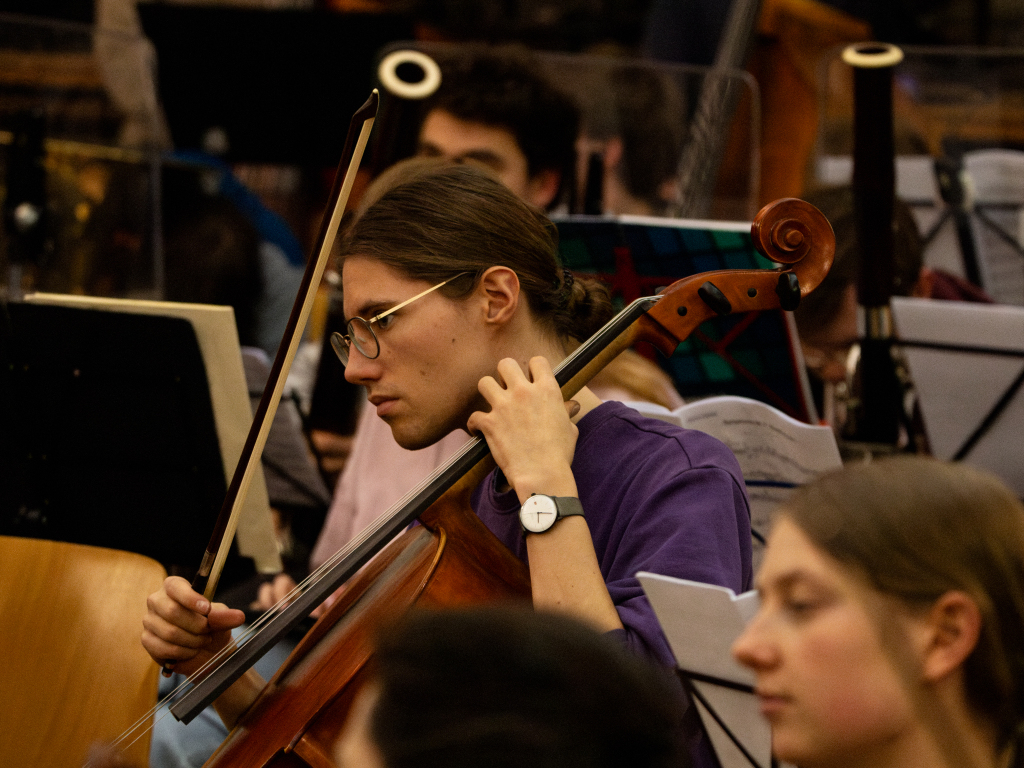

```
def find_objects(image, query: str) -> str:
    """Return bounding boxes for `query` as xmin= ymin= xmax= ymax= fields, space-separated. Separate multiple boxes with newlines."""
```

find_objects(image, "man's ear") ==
xmin=526 ymin=168 xmax=562 ymax=210
xmin=476 ymin=266 xmax=521 ymax=327
xmin=920 ymin=590 xmax=982 ymax=683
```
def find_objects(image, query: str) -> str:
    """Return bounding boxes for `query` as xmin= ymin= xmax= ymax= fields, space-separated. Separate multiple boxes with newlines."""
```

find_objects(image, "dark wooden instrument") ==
xmin=843 ymin=42 xmax=906 ymax=446
xmin=167 ymin=195 xmax=834 ymax=767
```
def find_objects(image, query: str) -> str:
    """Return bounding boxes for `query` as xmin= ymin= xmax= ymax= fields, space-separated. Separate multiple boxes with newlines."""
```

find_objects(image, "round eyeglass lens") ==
xmin=332 ymin=318 xmax=380 ymax=366
xmin=349 ymin=317 xmax=379 ymax=360
xmin=330 ymin=331 xmax=351 ymax=365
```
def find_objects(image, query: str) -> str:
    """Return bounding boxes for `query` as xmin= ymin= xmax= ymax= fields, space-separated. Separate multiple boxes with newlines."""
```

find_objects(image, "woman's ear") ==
xmin=920 ymin=590 xmax=982 ymax=683
xmin=476 ymin=266 xmax=521 ymax=327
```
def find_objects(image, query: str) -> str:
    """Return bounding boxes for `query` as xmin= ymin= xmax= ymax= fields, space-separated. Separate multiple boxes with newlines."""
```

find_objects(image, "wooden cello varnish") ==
xmin=204 ymin=460 xmax=531 ymax=767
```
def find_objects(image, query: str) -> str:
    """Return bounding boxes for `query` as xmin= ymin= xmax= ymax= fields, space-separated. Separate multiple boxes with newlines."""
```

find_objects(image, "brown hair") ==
xmin=588 ymin=349 xmax=683 ymax=410
xmin=426 ymin=43 xmax=580 ymax=204
xmin=781 ymin=456 xmax=1024 ymax=753
xmin=340 ymin=163 xmax=613 ymax=346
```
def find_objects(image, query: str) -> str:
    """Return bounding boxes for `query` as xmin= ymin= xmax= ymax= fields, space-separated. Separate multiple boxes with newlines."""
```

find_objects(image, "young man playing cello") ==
xmin=142 ymin=164 xmax=752 ymax=767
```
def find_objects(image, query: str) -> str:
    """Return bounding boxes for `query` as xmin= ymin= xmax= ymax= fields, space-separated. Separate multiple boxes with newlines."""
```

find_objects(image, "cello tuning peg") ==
xmin=775 ymin=272 xmax=801 ymax=311
xmin=697 ymin=281 xmax=732 ymax=316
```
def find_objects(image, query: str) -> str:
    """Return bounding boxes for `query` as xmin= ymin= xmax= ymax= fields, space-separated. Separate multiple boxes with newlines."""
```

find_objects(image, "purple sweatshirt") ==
xmin=471 ymin=400 xmax=753 ymax=666
xmin=471 ymin=400 xmax=752 ymax=768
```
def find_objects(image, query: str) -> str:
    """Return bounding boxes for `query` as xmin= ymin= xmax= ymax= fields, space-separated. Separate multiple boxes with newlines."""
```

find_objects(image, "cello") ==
xmin=153 ymin=95 xmax=834 ymax=767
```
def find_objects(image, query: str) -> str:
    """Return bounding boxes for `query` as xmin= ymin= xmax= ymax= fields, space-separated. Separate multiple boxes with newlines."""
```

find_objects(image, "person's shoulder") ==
xmin=579 ymin=401 xmax=743 ymax=474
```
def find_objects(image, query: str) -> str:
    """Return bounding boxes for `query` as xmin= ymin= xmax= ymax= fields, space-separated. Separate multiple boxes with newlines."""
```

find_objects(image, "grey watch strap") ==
xmin=550 ymin=495 xmax=584 ymax=520
xmin=520 ymin=494 xmax=584 ymax=533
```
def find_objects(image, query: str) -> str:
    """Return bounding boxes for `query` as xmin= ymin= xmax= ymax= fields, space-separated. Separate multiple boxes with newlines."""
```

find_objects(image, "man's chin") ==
xmin=388 ymin=417 xmax=465 ymax=452
xmin=388 ymin=421 xmax=438 ymax=452
xmin=394 ymin=434 xmax=434 ymax=451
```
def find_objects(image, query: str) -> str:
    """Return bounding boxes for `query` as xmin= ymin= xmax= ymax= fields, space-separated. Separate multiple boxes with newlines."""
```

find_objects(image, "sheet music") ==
xmin=553 ymin=214 xmax=818 ymax=424
xmin=963 ymin=149 xmax=1024 ymax=306
xmin=892 ymin=296 xmax=1024 ymax=497
xmin=815 ymin=154 xmax=970 ymax=278
xmin=814 ymin=154 xmax=939 ymax=203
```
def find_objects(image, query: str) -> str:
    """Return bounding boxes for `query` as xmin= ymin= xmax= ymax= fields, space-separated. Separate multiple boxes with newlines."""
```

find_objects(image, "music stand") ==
xmin=0 ymin=294 xmax=281 ymax=578
xmin=638 ymin=571 xmax=774 ymax=768
xmin=892 ymin=296 xmax=1024 ymax=498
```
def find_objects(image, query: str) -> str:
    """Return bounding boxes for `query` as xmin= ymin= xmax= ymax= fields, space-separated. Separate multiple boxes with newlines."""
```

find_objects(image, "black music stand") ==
xmin=639 ymin=571 xmax=774 ymax=768
xmin=0 ymin=299 xmax=263 ymax=580
xmin=892 ymin=296 xmax=1024 ymax=498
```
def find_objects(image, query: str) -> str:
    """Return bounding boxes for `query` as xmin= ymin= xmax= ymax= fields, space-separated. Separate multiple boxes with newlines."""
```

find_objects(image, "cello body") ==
xmin=205 ymin=461 xmax=530 ymax=768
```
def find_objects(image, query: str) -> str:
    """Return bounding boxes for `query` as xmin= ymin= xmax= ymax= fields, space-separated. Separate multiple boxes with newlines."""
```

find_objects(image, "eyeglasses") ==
xmin=331 ymin=273 xmax=469 ymax=366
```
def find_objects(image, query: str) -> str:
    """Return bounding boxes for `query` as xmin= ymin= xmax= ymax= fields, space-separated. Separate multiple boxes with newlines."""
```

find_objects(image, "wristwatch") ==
xmin=519 ymin=494 xmax=585 ymax=534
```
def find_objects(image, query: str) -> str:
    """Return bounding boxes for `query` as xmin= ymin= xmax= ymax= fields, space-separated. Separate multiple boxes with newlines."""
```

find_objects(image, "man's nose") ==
xmin=342 ymin=344 xmax=378 ymax=384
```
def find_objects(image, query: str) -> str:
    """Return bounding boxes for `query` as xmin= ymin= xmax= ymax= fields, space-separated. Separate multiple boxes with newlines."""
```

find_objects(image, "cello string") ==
xmin=95 ymin=468 xmax=447 ymax=761
xmin=109 ymin=294 xmax=654 ymax=757
xmin=166 ymin=293 xmax=638 ymax=676
xmin=88 ymin=703 xmax=177 ymax=765
xmin=103 ymin=440 xmax=487 ymax=754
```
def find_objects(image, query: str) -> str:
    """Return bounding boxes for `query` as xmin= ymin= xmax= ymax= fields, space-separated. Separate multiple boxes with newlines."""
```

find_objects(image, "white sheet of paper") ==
xmin=963 ymin=149 xmax=1024 ymax=306
xmin=639 ymin=571 xmax=769 ymax=768
xmin=638 ymin=571 xmax=757 ymax=684
xmin=892 ymin=296 xmax=1024 ymax=497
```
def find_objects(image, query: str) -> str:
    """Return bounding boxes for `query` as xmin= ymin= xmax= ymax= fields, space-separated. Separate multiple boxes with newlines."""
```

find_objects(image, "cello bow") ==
xmin=189 ymin=90 xmax=379 ymax=601
xmin=170 ymin=195 xmax=834 ymax=724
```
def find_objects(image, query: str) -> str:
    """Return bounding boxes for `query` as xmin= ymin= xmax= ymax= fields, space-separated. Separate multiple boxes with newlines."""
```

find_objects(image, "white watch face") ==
xmin=520 ymin=495 xmax=558 ymax=533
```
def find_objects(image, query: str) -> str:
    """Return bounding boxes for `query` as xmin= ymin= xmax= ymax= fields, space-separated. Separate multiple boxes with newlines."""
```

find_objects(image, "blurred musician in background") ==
xmin=412 ymin=43 xmax=580 ymax=212
xmin=575 ymin=62 xmax=686 ymax=217
xmin=793 ymin=185 xmax=991 ymax=436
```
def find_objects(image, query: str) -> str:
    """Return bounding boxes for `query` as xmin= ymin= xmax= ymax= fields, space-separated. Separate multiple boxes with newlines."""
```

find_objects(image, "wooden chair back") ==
xmin=0 ymin=536 xmax=166 ymax=767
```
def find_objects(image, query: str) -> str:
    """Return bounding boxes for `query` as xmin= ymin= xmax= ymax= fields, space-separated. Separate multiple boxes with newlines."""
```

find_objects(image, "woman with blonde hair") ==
xmin=733 ymin=456 xmax=1024 ymax=768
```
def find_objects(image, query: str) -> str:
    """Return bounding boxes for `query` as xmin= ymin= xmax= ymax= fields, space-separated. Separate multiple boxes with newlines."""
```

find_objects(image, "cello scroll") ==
xmin=640 ymin=197 xmax=835 ymax=358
